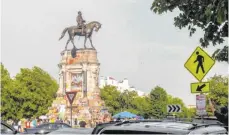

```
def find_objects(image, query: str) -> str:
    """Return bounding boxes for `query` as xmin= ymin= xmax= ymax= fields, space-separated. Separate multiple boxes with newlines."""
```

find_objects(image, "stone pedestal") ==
xmin=50 ymin=48 xmax=109 ymax=127
xmin=57 ymin=49 xmax=100 ymax=96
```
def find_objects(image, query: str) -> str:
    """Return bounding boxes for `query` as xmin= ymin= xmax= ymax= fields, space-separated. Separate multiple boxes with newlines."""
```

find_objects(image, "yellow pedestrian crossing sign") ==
xmin=184 ymin=47 xmax=215 ymax=81
xmin=191 ymin=82 xmax=210 ymax=93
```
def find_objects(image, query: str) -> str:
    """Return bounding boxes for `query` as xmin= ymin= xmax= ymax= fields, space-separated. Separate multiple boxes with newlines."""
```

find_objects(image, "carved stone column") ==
xmin=81 ymin=63 xmax=88 ymax=98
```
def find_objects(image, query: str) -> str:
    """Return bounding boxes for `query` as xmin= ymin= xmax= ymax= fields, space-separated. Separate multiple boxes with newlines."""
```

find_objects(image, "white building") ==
xmin=99 ymin=76 xmax=118 ymax=88
xmin=99 ymin=76 xmax=146 ymax=96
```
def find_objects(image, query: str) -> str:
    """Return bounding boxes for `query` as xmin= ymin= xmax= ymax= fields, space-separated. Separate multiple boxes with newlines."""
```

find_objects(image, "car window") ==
xmin=61 ymin=124 xmax=71 ymax=128
xmin=55 ymin=123 xmax=67 ymax=129
xmin=37 ymin=124 xmax=50 ymax=129
xmin=1 ymin=124 xmax=14 ymax=134
xmin=50 ymin=124 xmax=58 ymax=129
xmin=56 ymin=123 xmax=62 ymax=129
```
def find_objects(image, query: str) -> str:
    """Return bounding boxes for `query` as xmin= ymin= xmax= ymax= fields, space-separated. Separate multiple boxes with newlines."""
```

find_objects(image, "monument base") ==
xmin=48 ymin=48 xmax=111 ymax=127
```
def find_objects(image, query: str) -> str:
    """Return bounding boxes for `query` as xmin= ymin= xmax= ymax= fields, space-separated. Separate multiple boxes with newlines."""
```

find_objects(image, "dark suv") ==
xmin=95 ymin=119 xmax=227 ymax=134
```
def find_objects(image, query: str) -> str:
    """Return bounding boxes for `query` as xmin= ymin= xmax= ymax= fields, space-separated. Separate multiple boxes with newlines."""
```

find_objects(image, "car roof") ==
xmin=48 ymin=128 xmax=93 ymax=134
xmin=100 ymin=121 xmax=193 ymax=134
xmin=99 ymin=120 xmax=227 ymax=134
xmin=189 ymin=125 xmax=227 ymax=134
xmin=91 ymin=121 xmax=122 ymax=134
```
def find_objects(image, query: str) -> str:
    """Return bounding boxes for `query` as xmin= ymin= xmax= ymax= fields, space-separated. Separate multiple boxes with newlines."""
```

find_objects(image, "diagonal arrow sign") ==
xmin=196 ymin=84 xmax=206 ymax=92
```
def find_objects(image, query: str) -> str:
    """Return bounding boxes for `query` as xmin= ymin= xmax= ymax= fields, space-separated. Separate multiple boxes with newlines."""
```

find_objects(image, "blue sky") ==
xmin=1 ymin=0 xmax=228 ymax=105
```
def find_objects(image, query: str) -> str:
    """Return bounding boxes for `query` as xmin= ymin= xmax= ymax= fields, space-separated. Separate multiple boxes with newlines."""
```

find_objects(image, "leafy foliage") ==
xmin=151 ymin=0 xmax=228 ymax=62
xmin=100 ymin=86 xmax=122 ymax=115
xmin=101 ymin=86 xmax=152 ymax=118
xmin=1 ymin=64 xmax=20 ymax=121
xmin=130 ymin=96 xmax=152 ymax=118
xmin=207 ymin=75 xmax=228 ymax=105
xmin=167 ymin=94 xmax=196 ymax=118
xmin=204 ymin=75 xmax=228 ymax=116
xmin=1 ymin=64 xmax=58 ymax=121
xmin=101 ymin=85 xmax=196 ymax=119
xmin=14 ymin=66 xmax=58 ymax=119
xmin=150 ymin=86 xmax=168 ymax=118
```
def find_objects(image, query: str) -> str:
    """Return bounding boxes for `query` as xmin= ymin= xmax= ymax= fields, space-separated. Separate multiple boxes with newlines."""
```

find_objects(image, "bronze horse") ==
xmin=59 ymin=21 xmax=102 ymax=49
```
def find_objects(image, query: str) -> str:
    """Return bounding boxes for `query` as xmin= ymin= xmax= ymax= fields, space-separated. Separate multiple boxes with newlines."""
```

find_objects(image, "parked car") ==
xmin=48 ymin=128 xmax=93 ymax=134
xmin=91 ymin=121 xmax=125 ymax=134
xmin=24 ymin=122 xmax=71 ymax=134
xmin=95 ymin=119 xmax=227 ymax=134
xmin=1 ymin=121 xmax=18 ymax=134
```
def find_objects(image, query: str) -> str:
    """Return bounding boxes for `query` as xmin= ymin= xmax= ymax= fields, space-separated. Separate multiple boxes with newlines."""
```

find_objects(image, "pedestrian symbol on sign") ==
xmin=194 ymin=51 xmax=205 ymax=74
xmin=184 ymin=47 xmax=215 ymax=81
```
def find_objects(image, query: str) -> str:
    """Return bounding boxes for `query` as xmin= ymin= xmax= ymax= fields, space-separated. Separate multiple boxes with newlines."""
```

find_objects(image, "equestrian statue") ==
xmin=59 ymin=11 xmax=102 ymax=50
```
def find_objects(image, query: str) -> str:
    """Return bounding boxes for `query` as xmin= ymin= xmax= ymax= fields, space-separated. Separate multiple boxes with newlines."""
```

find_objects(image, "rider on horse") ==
xmin=76 ymin=11 xmax=86 ymax=35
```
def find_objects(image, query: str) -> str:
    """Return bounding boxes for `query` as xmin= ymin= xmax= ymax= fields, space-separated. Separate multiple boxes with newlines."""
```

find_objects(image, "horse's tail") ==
xmin=59 ymin=27 xmax=68 ymax=40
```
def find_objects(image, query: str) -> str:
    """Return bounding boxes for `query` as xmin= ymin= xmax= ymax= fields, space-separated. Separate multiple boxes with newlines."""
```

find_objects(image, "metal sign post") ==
xmin=185 ymin=46 xmax=215 ymax=122
xmin=196 ymin=93 xmax=206 ymax=123
xmin=66 ymin=91 xmax=77 ymax=127
xmin=70 ymin=103 xmax=72 ymax=126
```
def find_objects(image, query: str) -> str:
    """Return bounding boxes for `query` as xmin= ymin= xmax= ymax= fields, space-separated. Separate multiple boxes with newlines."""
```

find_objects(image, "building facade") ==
xmin=99 ymin=76 xmax=146 ymax=96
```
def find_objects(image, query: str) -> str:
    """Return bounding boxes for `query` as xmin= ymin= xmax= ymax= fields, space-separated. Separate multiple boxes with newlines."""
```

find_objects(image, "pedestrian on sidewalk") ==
xmin=25 ymin=119 xmax=31 ymax=129
xmin=18 ymin=120 xmax=22 ymax=132
xmin=55 ymin=117 xmax=61 ymax=123
xmin=79 ymin=121 xmax=86 ymax=128
xmin=31 ymin=118 xmax=37 ymax=128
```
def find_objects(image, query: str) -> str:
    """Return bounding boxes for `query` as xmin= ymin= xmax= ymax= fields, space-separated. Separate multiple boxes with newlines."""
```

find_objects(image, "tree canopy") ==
xmin=204 ymin=75 xmax=228 ymax=115
xmin=207 ymin=75 xmax=228 ymax=106
xmin=150 ymin=86 xmax=168 ymax=118
xmin=151 ymin=0 xmax=228 ymax=62
xmin=100 ymin=85 xmax=196 ymax=119
xmin=1 ymin=64 xmax=19 ymax=121
xmin=100 ymin=86 xmax=121 ymax=115
xmin=1 ymin=64 xmax=58 ymax=121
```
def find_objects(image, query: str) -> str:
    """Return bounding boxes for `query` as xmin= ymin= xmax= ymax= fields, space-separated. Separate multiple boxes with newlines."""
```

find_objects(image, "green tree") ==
xmin=206 ymin=75 xmax=228 ymax=115
xmin=100 ymin=86 xmax=152 ymax=118
xmin=187 ymin=108 xmax=196 ymax=119
xmin=100 ymin=85 xmax=122 ymax=115
xmin=150 ymin=86 xmax=168 ymax=118
xmin=14 ymin=66 xmax=58 ymax=119
xmin=119 ymin=90 xmax=138 ymax=110
xmin=167 ymin=95 xmax=195 ymax=118
xmin=151 ymin=0 xmax=228 ymax=62
xmin=207 ymin=75 xmax=228 ymax=105
xmin=131 ymin=96 xmax=152 ymax=118
xmin=1 ymin=64 xmax=20 ymax=121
